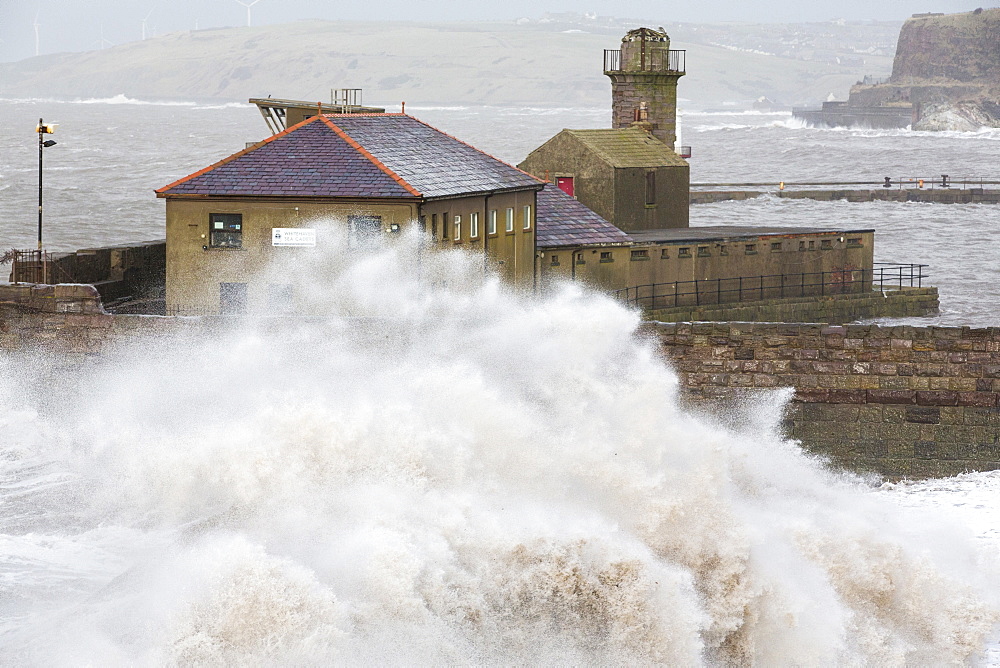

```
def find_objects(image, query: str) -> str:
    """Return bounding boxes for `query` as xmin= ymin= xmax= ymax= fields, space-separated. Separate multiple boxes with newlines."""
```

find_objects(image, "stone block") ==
xmin=868 ymin=389 xmax=916 ymax=404
xmin=828 ymin=389 xmax=865 ymax=404
xmin=928 ymin=378 xmax=952 ymax=390
xmin=795 ymin=389 xmax=830 ymax=403
xmin=879 ymin=376 xmax=911 ymax=390
xmin=948 ymin=378 xmax=978 ymax=392
xmin=905 ymin=405 xmax=941 ymax=424
xmin=916 ymin=390 xmax=959 ymax=406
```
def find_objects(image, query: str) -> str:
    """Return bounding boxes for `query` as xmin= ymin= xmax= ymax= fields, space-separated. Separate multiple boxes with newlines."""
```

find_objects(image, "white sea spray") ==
xmin=0 ymin=232 xmax=998 ymax=664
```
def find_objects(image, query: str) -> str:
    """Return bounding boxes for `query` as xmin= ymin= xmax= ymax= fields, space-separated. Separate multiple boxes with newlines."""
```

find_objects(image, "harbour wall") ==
xmin=691 ymin=188 xmax=1000 ymax=205
xmin=644 ymin=321 xmax=1000 ymax=479
xmin=1 ymin=286 xmax=993 ymax=480
xmin=644 ymin=287 xmax=938 ymax=324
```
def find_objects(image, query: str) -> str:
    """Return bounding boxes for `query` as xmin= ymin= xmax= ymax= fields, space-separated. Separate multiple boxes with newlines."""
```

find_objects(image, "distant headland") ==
xmin=795 ymin=8 xmax=1000 ymax=130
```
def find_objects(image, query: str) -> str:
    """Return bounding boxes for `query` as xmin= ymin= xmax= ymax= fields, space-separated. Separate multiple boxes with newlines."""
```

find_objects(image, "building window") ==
xmin=600 ymin=251 xmax=614 ymax=263
xmin=809 ymin=240 xmax=816 ymax=250
xmin=645 ymin=171 xmax=656 ymax=206
xmin=488 ymin=209 xmax=497 ymax=235
xmin=745 ymin=244 xmax=757 ymax=255
xmin=770 ymin=242 xmax=782 ymax=252
xmin=431 ymin=214 xmax=438 ymax=240
xmin=660 ymin=248 xmax=669 ymax=259
xmin=821 ymin=239 xmax=833 ymax=250
xmin=678 ymin=247 xmax=691 ymax=258
xmin=799 ymin=241 xmax=806 ymax=251
xmin=348 ymin=215 xmax=382 ymax=248
xmin=220 ymin=282 xmax=247 ymax=315
xmin=209 ymin=213 xmax=243 ymax=248
xmin=550 ymin=254 xmax=560 ymax=266
xmin=719 ymin=245 xmax=729 ymax=256
xmin=453 ymin=215 xmax=462 ymax=242
xmin=697 ymin=246 xmax=710 ymax=257
xmin=630 ymin=249 xmax=649 ymax=261
xmin=470 ymin=212 xmax=480 ymax=238
xmin=442 ymin=212 xmax=450 ymax=241
xmin=523 ymin=205 xmax=532 ymax=230
xmin=505 ymin=208 xmax=514 ymax=233
xmin=847 ymin=237 xmax=863 ymax=248
xmin=575 ymin=254 xmax=585 ymax=265
xmin=268 ymin=283 xmax=294 ymax=314
xmin=419 ymin=215 xmax=427 ymax=233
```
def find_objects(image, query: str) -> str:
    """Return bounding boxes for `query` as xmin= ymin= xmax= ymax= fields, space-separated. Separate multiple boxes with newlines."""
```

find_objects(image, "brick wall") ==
xmin=645 ymin=321 xmax=1000 ymax=478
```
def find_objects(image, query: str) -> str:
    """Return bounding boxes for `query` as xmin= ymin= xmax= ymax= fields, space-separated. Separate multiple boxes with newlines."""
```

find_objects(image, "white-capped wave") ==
xmin=1 ymin=229 xmax=997 ymax=664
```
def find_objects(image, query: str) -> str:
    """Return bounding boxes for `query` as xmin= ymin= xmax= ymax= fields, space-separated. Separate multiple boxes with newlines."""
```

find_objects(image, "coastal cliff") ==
xmin=859 ymin=9 xmax=1000 ymax=130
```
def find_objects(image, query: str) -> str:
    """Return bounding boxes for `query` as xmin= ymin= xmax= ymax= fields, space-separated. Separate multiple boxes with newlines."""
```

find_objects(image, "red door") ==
xmin=556 ymin=176 xmax=574 ymax=197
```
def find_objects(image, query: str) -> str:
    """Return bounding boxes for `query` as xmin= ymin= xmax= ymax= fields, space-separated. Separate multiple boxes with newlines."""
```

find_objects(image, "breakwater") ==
xmin=644 ymin=286 xmax=938 ymax=324
xmin=691 ymin=188 xmax=1000 ymax=205
xmin=1 ymin=285 xmax=992 ymax=480
xmin=645 ymin=321 xmax=1000 ymax=479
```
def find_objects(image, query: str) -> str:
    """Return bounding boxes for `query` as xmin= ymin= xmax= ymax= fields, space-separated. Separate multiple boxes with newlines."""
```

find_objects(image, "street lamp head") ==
xmin=36 ymin=122 xmax=57 ymax=134
xmin=42 ymin=140 xmax=56 ymax=147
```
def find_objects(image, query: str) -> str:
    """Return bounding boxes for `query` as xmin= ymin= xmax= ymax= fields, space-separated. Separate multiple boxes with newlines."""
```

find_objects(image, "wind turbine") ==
xmin=234 ymin=0 xmax=262 ymax=28
xmin=33 ymin=11 xmax=40 ymax=56
xmin=94 ymin=24 xmax=115 ymax=50
xmin=141 ymin=9 xmax=154 ymax=40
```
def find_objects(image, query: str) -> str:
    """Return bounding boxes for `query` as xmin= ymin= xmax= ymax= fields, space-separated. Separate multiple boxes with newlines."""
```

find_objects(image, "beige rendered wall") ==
xmin=165 ymin=197 xmax=418 ymax=313
xmin=537 ymin=231 xmax=875 ymax=294
xmin=419 ymin=190 xmax=537 ymax=289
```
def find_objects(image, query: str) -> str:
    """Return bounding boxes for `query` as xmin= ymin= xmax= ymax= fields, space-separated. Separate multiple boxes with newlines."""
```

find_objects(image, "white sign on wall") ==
xmin=271 ymin=228 xmax=317 ymax=247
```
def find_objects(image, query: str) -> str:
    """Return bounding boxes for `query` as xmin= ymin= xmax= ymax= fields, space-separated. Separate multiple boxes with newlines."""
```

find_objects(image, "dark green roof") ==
xmin=564 ymin=128 xmax=688 ymax=168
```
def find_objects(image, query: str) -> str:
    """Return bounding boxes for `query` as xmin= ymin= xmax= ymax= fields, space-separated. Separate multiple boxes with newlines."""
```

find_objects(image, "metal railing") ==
xmin=613 ymin=264 xmax=928 ymax=310
xmin=691 ymin=176 xmax=1000 ymax=191
xmin=8 ymin=249 xmax=74 ymax=284
xmin=604 ymin=49 xmax=685 ymax=73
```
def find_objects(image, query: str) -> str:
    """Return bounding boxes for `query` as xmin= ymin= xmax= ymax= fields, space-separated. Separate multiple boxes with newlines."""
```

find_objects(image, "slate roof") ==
xmin=563 ymin=128 xmax=689 ymax=169
xmin=535 ymin=184 xmax=633 ymax=248
xmin=157 ymin=114 xmax=541 ymax=200
xmin=330 ymin=115 xmax=542 ymax=198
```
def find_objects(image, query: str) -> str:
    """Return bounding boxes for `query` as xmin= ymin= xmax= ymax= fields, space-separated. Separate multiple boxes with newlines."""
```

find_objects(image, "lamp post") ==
xmin=36 ymin=118 xmax=57 ymax=252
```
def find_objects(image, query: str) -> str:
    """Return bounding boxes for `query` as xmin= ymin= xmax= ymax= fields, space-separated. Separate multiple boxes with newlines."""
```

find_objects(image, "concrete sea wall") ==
xmin=644 ymin=287 xmax=938 ymax=324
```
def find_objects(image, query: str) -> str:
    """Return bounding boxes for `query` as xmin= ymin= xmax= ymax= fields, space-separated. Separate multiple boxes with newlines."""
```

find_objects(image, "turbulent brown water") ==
xmin=1 ymin=97 xmax=1000 ymax=663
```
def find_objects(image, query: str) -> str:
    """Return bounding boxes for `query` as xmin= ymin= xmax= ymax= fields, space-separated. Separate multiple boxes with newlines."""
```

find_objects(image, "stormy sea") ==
xmin=1 ymin=96 xmax=1000 ymax=663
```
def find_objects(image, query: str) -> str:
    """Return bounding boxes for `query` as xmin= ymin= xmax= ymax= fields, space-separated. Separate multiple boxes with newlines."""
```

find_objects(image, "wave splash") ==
xmin=0 ymin=229 xmax=997 ymax=664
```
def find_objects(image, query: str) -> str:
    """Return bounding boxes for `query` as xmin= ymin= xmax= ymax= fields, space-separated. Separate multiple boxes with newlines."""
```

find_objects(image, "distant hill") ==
xmin=0 ymin=20 xmax=896 ymax=108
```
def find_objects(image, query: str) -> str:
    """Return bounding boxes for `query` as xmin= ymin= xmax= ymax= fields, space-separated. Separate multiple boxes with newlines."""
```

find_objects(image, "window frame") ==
xmin=522 ymin=205 xmax=532 ymax=231
xmin=209 ymin=213 xmax=243 ymax=249
xmin=470 ymin=211 xmax=480 ymax=239
xmin=505 ymin=207 xmax=514 ymax=233
xmin=453 ymin=215 xmax=462 ymax=242
xmin=488 ymin=209 xmax=497 ymax=235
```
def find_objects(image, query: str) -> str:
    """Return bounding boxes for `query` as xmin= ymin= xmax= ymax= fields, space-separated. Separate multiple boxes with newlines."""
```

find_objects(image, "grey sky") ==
xmin=0 ymin=0 xmax=983 ymax=63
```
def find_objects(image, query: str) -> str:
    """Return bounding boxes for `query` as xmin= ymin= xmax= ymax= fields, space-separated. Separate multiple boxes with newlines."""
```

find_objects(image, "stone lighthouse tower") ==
xmin=604 ymin=27 xmax=685 ymax=148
